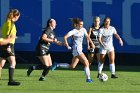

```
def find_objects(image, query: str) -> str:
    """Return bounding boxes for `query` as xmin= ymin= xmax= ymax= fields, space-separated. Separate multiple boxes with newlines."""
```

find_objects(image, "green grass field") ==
xmin=0 ymin=65 xmax=140 ymax=93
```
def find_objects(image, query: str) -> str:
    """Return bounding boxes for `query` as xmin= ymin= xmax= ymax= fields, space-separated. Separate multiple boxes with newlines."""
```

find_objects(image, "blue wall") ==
xmin=0 ymin=0 xmax=140 ymax=53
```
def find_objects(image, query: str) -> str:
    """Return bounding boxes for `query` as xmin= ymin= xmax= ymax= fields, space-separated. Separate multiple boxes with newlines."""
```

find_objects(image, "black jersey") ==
xmin=90 ymin=27 xmax=100 ymax=48
xmin=37 ymin=27 xmax=55 ymax=50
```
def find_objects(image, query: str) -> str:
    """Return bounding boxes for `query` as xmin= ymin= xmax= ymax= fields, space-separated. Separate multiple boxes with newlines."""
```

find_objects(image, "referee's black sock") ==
xmin=9 ymin=67 xmax=14 ymax=82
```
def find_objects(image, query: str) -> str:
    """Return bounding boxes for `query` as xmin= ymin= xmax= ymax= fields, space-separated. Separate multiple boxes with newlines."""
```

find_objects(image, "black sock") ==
xmin=9 ymin=67 xmax=14 ymax=82
xmin=33 ymin=64 xmax=45 ymax=70
xmin=42 ymin=66 xmax=51 ymax=77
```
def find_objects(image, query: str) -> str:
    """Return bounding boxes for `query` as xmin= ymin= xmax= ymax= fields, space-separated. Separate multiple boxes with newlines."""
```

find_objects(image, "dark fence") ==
xmin=14 ymin=51 xmax=140 ymax=66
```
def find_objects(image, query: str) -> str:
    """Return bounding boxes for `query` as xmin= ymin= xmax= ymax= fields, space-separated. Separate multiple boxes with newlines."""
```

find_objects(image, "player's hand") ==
xmin=7 ymin=47 xmax=12 ymax=53
xmin=119 ymin=38 xmax=123 ymax=46
xmin=67 ymin=46 xmax=72 ymax=50
xmin=53 ymin=38 xmax=57 ymax=43
xmin=102 ymin=44 xmax=107 ymax=50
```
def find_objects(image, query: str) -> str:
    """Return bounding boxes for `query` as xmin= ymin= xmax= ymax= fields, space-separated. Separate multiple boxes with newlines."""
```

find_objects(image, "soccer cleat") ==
xmin=27 ymin=66 xmax=33 ymax=77
xmin=8 ymin=81 xmax=20 ymax=86
xmin=51 ymin=62 xmax=57 ymax=71
xmin=111 ymin=74 xmax=118 ymax=78
xmin=39 ymin=77 xmax=46 ymax=81
xmin=86 ymin=79 xmax=93 ymax=83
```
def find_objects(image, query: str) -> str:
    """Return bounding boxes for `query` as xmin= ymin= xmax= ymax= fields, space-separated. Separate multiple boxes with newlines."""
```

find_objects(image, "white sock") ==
xmin=57 ymin=63 xmax=70 ymax=68
xmin=98 ymin=62 xmax=104 ymax=74
xmin=84 ymin=67 xmax=91 ymax=79
xmin=110 ymin=63 xmax=115 ymax=75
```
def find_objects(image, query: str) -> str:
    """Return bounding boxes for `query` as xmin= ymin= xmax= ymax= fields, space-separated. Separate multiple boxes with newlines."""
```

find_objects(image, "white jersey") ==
xmin=67 ymin=27 xmax=88 ymax=56
xmin=98 ymin=26 xmax=117 ymax=53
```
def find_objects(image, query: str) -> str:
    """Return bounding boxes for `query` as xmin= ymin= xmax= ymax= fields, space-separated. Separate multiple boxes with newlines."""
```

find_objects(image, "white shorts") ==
xmin=99 ymin=46 xmax=114 ymax=54
xmin=72 ymin=46 xmax=83 ymax=57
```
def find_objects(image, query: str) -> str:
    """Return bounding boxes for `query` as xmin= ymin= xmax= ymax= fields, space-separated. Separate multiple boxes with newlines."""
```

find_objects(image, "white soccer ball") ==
xmin=99 ymin=73 xmax=108 ymax=82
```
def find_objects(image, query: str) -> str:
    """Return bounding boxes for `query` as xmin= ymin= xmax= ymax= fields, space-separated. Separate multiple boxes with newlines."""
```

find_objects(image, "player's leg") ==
xmin=77 ymin=54 xmax=93 ymax=83
xmin=27 ymin=46 xmax=49 ymax=76
xmin=97 ymin=48 xmax=106 ymax=78
xmin=87 ymin=53 xmax=95 ymax=65
xmin=0 ymin=58 xmax=6 ymax=79
xmin=38 ymin=54 xmax=51 ymax=81
xmin=108 ymin=50 xmax=118 ymax=78
xmin=7 ymin=55 xmax=20 ymax=85
xmin=7 ymin=45 xmax=20 ymax=86
xmin=27 ymin=64 xmax=45 ymax=77
xmin=70 ymin=56 xmax=79 ymax=69
xmin=51 ymin=62 xmax=71 ymax=71
xmin=27 ymin=56 xmax=51 ymax=77
xmin=51 ymin=55 xmax=78 ymax=71
xmin=96 ymin=48 xmax=100 ymax=63
xmin=52 ymin=56 xmax=79 ymax=71
xmin=98 ymin=54 xmax=105 ymax=74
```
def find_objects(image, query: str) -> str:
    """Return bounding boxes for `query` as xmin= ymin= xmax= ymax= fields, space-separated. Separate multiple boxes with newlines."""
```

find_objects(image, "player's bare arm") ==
xmin=98 ymin=37 xmax=105 ymax=49
xmin=114 ymin=33 xmax=123 ymax=46
xmin=42 ymin=34 xmax=55 ymax=43
xmin=64 ymin=34 xmax=71 ymax=50
xmin=87 ymin=27 xmax=92 ymax=50
xmin=86 ymin=35 xmax=95 ymax=49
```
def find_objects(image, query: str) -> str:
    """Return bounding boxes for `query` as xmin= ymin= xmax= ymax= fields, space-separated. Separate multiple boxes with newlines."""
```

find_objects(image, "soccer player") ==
xmin=87 ymin=16 xmax=100 ymax=65
xmin=27 ymin=18 xmax=63 ymax=81
xmin=0 ymin=9 xmax=21 ymax=86
xmin=52 ymin=18 xmax=95 ymax=83
xmin=97 ymin=17 xmax=123 ymax=78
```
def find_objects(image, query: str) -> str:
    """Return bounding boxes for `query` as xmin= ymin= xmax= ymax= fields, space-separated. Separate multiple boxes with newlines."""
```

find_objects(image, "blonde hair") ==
xmin=6 ymin=9 xmax=20 ymax=21
xmin=94 ymin=16 xmax=100 ymax=22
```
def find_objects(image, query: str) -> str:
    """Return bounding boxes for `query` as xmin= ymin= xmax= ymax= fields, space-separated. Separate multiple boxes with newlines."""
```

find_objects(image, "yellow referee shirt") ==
xmin=1 ymin=19 xmax=17 ymax=44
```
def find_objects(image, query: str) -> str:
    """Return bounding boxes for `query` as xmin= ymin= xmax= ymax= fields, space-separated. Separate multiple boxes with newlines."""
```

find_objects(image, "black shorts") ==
xmin=88 ymin=47 xmax=99 ymax=54
xmin=0 ymin=44 xmax=15 ymax=59
xmin=36 ymin=44 xmax=50 ymax=56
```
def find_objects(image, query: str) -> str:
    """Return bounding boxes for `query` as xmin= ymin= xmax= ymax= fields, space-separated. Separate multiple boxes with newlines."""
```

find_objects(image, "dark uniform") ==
xmin=0 ymin=44 xmax=15 ymax=58
xmin=36 ymin=27 xmax=55 ymax=56
xmin=27 ymin=27 xmax=56 ymax=80
xmin=88 ymin=27 xmax=100 ymax=54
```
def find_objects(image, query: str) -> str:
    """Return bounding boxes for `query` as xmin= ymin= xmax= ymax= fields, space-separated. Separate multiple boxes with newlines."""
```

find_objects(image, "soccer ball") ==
xmin=99 ymin=73 xmax=108 ymax=82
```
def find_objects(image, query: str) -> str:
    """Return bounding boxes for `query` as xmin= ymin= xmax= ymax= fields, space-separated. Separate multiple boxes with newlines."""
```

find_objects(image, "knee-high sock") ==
xmin=41 ymin=66 xmax=51 ymax=77
xmin=9 ymin=67 xmax=14 ymax=82
xmin=98 ymin=62 xmax=104 ymax=74
xmin=110 ymin=63 xmax=115 ymax=75
xmin=32 ymin=64 xmax=44 ymax=70
xmin=57 ymin=63 xmax=70 ymax=68
xmin=84 ymin=67 xmax=91 ymax=79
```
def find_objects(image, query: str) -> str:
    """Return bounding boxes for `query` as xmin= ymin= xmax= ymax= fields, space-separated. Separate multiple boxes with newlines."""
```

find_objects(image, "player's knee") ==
xmin=10 ymin=62 xmax=16 ymax=67
xmin=84 ymin=61 xmax=89 ymax=67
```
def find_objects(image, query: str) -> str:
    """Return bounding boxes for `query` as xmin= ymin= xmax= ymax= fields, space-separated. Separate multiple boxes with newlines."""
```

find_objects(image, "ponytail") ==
xmin=6 ymin=9 xmax=20 ymax=21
